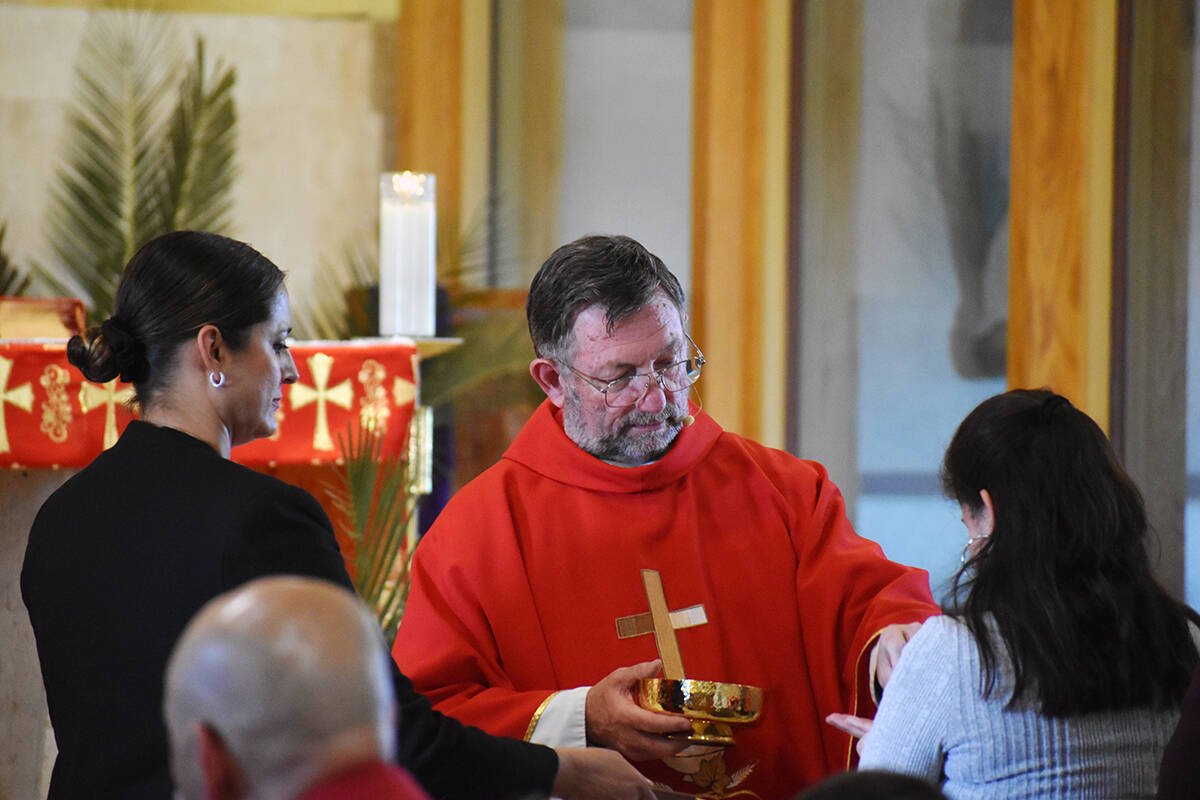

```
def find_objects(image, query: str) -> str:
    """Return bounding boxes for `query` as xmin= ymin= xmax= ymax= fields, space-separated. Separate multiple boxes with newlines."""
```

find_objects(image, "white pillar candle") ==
xmin=379 ymin=172 xmax=437 ymax=337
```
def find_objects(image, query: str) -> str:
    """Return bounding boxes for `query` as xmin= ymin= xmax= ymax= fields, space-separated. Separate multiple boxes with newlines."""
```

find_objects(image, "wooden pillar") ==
xmin=790 ymin=0 xmax=863 ymax=502
xmin=1118 ymin=1 xmax=1191 ymax=597
xmin=1008 ymin=0 xmax=1118 ymax=428
xmin=691 ymin=0 xmax=792 ymax=447
xmin=395 ymin=0 xmax=464 ymax=280
xmin=494 ymin=0 xmax=564 ymax=286
xmin=1010 ymin=0 xmax=1191 ymax=595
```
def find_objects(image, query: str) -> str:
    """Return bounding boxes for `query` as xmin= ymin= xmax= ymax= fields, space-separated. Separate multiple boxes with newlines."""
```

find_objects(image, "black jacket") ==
xmin=21 ymin=421 xmax=556 ymax=799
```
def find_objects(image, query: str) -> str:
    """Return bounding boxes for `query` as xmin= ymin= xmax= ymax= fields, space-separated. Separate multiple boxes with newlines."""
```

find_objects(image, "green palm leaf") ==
xmin=0 ymin=224 xmax=32 ymax=296
xmin=162 ymin=38 xmax=237 ymax=232
xmin=419 ymin=307 xmax=539 ymax=408
xmin=293 ymin=237 xmax=379 ymax=340
xmin=39 ymin=12 xmax=179 ymax=315
xmin=36 ymin=11 xmax=237 ymax=320
xmin=334 ymin=425 xmax=418 ymax=644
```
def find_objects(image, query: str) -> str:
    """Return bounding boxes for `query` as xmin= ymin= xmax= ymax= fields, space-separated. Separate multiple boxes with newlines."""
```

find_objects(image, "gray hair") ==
xmin=164 ymin=577 xmax=395 ymax=800
xmin=526 ymin=234 xmax=685 ymax=362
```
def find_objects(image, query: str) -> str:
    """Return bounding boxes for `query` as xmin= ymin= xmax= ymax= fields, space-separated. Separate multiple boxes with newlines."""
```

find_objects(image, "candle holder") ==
xmin=379 ymin=171 xmax=436 ymax=337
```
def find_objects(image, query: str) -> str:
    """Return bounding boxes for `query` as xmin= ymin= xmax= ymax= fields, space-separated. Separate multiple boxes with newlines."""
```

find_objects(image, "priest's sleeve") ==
xmin=393 ymin=512 xmax=562 ymax=742
xmin=787 ymin=458 xmax=941 ymax=770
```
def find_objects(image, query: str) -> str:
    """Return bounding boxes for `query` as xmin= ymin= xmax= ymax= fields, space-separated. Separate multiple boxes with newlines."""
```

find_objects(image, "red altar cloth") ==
xmin=0 ymin=338 xmax=418 ymax=469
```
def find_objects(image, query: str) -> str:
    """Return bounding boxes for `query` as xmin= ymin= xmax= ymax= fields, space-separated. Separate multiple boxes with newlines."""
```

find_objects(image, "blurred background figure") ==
xmin=794 ymin=770 xmax=948 ymax=800
xmin=833 ymin=389 xmax=1198 ymax=798
xmin=165 ymin=575 xmax=429 ymax=800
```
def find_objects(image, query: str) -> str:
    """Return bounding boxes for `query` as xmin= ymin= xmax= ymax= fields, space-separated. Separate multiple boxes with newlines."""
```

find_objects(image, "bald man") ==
xmin=164 ymin=576 xmax=429 ymax=800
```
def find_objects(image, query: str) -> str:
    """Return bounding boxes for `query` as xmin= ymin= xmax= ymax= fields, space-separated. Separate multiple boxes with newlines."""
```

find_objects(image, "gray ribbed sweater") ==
xmin=858 ymin=615 xmax=1180 ymax=799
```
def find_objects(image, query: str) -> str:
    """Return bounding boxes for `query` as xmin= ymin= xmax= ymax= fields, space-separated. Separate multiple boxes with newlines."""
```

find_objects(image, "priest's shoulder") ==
xmin=715 ymin=429 xmax=842 ymax=492
xmin=424 ymin=457 xmax=524 ymax=532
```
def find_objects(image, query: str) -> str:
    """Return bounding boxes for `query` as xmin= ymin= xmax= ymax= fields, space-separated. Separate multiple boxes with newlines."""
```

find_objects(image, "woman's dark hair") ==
xmin=943 ymin=388 xmax=1199 ymax=716
xmin=526 ymin=234 xmax=685 ymax=362
xmin=67 ymin=231 xmax=285 ymax=407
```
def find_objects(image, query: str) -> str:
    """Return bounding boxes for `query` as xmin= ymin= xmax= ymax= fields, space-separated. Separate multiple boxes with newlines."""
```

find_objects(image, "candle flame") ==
xmin=391 ymin=171 xmax=427 ymax=200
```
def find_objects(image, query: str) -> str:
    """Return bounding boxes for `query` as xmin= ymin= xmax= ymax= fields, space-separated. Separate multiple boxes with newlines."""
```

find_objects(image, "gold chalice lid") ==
xmin=637 ymin=677 xmax=763 ymax=746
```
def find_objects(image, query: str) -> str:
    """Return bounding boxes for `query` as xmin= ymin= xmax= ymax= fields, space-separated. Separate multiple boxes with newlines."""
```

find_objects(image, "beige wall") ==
xmin=0 ymin=4 xmax=396 ymax=334
xmin=0 ymin=6 xmax=395 ymax=795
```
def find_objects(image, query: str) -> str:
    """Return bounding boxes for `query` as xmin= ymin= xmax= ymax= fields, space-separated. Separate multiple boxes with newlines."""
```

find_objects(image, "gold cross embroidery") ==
xmin=392 ymin=374 xmax=416 ymax=408
xmin=78 ymin=379 xmax=135 ymax=450
xmin=615 ymin=569 xmax=707 ymax=679
xmin=391 ymin=352 xmax=419 ymax=409
xmin=290 ymin=352 xmax=353 ymax=451
xmin=0 ymin=355 xmax=34 ymax=453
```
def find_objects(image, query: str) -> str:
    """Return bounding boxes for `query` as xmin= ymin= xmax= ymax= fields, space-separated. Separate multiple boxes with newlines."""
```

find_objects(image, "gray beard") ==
xmin=563 ymin=406 xmax=686 ymax=466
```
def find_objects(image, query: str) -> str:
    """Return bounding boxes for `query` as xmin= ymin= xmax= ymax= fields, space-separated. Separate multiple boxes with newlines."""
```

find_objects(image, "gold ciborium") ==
xmin=628 ymin=570 xmax=765 ymax=747
xmin=637 ymin=677 xmax=764 ymax=747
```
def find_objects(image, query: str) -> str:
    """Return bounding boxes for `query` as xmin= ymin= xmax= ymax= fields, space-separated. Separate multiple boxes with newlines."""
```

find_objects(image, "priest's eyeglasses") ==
xmin=564 ymin=336 xmax=706 ymax=408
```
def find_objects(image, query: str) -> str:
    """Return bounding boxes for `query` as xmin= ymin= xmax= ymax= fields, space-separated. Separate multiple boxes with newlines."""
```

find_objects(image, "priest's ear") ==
xmin=530 ymin=358 xmax=567 ymax=408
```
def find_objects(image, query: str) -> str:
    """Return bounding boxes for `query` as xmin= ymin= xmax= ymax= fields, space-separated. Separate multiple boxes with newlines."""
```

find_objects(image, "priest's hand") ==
xmin=585 ymin=659 xmax=694 ymax=761
xmin=825 ymin=712 xmax=872 ymax=754
xmin=873 ymin=621 xmax=922 ymax=687
xmin=552 ymin=747 xmax=656 ymax=799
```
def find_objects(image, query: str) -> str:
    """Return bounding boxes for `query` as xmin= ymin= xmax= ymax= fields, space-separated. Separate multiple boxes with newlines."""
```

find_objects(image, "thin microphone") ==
xmin=682 ymin=414 xmax=695 ymax=427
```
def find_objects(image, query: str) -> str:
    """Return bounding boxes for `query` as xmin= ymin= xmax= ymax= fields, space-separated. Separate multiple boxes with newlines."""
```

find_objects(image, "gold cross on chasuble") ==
xmin=614 ymin=569 xmax=707 ymax=679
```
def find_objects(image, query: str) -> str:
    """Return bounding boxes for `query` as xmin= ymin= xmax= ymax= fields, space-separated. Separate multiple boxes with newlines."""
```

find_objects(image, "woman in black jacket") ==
xmin=21 ymin=230 xmax=648 ymax=800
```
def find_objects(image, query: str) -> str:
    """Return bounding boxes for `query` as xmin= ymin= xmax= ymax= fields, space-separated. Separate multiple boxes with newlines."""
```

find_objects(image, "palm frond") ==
xmin=419 ymin=307 xmax=539 ymax=408
xmin=293 ymin=237 xmax=379 ymax=340
xmin=39 ymin=11 xmax=180 ymax=315
xmin=162 ymin=38 xmax=237 ymax=232
xmin=0 ymin=224 xmax=32 ymax=296
xmin=334 ymin=424 xmax=418 ymax=644
xmin=36 ymin=11 xmax=238 ymax=321
xmin=302 ymin=199 xmax=537 ymax=405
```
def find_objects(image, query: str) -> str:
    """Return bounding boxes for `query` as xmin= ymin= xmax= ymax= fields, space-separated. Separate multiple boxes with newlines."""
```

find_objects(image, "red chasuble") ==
xmin=393 ymin=401 xmax=938 ymax=798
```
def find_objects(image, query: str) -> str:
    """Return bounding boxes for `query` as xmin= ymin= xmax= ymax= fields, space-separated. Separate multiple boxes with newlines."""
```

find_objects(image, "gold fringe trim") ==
xmin=524 ymin=691 xmax=560 ymax=742
xmin=844 ymin=630 xmax=883 ymax=771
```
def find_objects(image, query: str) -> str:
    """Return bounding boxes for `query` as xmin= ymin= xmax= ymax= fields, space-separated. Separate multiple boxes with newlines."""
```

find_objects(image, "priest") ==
xmin=393 ymin=234 xmax=940 ymax=797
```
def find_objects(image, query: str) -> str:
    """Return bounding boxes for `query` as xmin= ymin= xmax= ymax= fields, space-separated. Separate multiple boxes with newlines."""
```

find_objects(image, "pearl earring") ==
xmin=960 ymin=535 xmax=989 ymax=565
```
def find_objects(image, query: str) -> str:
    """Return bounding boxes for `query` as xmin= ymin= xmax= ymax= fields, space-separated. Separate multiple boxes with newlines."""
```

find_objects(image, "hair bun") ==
xmin=99 ymin=317 xmax=148 ymax=383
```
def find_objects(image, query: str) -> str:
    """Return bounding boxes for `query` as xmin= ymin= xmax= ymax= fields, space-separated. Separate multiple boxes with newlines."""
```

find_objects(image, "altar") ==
xmin=0 ymin=331 xmax=439 ymax=796
xmin=0 ymin=337 xmax=421 ymax=470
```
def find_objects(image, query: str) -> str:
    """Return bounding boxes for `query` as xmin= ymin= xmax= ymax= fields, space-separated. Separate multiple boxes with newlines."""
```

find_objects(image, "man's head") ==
xmin=527 ymin=235 xmax=698 ymax=466
xmin=164 ymin=576 xmax=395 ymax=800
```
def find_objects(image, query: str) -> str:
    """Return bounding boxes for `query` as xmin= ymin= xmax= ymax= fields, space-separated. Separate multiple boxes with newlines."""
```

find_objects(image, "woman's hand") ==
xmin=825 ymin=712 xmax=873 ymax=754
xmin=552 ymin=747 xmax=656 ymax=799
